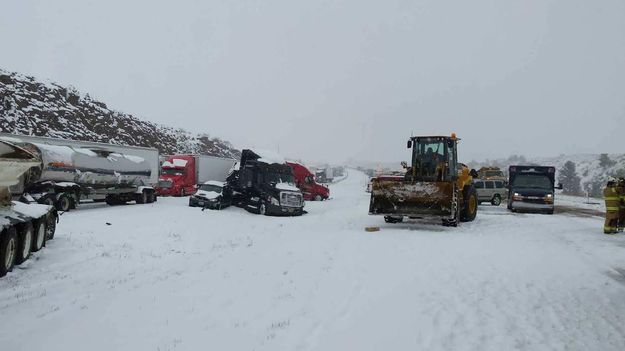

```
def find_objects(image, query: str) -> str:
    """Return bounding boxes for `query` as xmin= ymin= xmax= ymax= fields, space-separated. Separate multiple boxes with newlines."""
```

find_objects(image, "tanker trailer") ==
xmin=0 ymin=139 xmax=58 ymax=277
xmin=0 ymin=134 xmax=159 ymax=211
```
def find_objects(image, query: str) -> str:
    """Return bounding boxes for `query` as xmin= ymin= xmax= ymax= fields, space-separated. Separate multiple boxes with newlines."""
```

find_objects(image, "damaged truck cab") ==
xmin=369 ymin=134 xmax=478 ymax=226
xmin=228 ymin=150 xmax=305 ymax=216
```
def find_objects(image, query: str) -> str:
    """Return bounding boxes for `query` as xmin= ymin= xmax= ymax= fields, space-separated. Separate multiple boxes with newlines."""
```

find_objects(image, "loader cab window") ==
xmin=412 ymin=138 xmax=449 ymax=181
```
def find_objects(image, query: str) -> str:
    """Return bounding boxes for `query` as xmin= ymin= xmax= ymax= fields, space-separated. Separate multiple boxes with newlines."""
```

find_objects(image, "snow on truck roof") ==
xmin=162 ymin=158 xmax=188 ymax=168
xmin=249 ymin=148 xmax=286 ymax=165
xmin=203 ymin=180 xmax=226 ymax=187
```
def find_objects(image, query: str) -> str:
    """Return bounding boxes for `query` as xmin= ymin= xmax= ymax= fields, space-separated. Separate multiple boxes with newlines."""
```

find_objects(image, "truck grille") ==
xmin=158 ymin=180 xmax=173 ymax=188
xmin=280 ymin=192 xmax=303 ymax=207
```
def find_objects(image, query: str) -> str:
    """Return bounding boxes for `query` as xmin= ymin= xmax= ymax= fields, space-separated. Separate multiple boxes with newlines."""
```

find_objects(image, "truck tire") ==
xmin=45 ymin=214 xmax=57 ymax=240
xmin=147 ymin=191 xmax=156 ymax=203
xmin=384 ymin=216 xmax=403 ymax=223
xmin=259 ymin=201 xmax=268 ymax=216
xmin=31 ymin=220 xmax=46 ymax=252
xmin=135 ymin=191 xmax=148 ymax=204
xmin=56 ymin=194 xmax=72 ymax=212
xmin=460 ymin=185 xmax=478 ymax=222
xmin=0 ymin=227 xmax=18 ymax=277
xmin=15 ymin=222 xmax=34 ymax=265
xmin=39 ymin=196 xmax=55 ymax=207
xmin=491 ymin=194 xmax=501 ymax=206
xmin=314 ymin=195 xmax=323 ymax=201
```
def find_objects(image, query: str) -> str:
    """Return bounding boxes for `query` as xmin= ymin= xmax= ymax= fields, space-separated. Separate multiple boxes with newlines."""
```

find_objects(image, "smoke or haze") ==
xmin=1 ymin=0 xmax=624 ymax=163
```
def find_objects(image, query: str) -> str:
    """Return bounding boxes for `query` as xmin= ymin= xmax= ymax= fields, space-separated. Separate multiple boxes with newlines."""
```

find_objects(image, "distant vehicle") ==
xmin=156 ymin=154 xmax=236 ymax=197
xmin=286 ymin=162 xmax=329 ymax=201
xmin=1 ymin=139 xmax=58 ymax=277
xmin=0 ymin=133 xmax=159 ymax=209
xmin=369 ymin=134 xmax=478 ymax=226
xmin=474 ymin=179 xmax=508 ymax=206
xmin=315 ymin=169 xmax=327 ymax=183
xmin=227 ymin=149 xmax=304 ymax=216
xmin=507 ymin=165 xmax=562 ymax=214
xmin=477 ymin=167 xmax=506 ymax=180
xmin=188 ymin=181 xmax=232 ymax=210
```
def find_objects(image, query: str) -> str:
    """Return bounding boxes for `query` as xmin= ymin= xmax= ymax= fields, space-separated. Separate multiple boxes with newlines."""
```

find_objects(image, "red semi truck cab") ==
xmin=286 ymin=162 xmax=329 ymax=201
xmin=156 ymin=155 xmax=197 ymax=196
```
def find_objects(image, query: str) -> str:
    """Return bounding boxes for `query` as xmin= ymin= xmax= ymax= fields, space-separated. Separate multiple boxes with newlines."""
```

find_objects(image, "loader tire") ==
xmin=0 ymin=227 xmax=18 ymax=277
xmin=460 ymin=185 xmax=478 ymax=222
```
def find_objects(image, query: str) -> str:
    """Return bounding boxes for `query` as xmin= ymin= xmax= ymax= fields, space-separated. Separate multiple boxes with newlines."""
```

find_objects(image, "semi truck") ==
xmin=286 ymin=162 xmax=329 ymax=201
xmin=227 ymin=149 xmax=305 ymax=216
xmin=0 ymin=133 xmax=159 ymax=210
xmin=507 ymin=165 xmax=562 ymax=214
xmin=1 ymin=139 xmax=58 ymax=277
xmin=156 ymin=154 xmax=237 ymax=196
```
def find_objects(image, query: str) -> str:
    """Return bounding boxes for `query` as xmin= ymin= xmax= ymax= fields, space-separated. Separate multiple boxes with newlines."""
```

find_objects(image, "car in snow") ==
xmin=474 ymin=179 xmax=508 ymax=206
xmin=188 ymin=181 xmax=232 ymax=210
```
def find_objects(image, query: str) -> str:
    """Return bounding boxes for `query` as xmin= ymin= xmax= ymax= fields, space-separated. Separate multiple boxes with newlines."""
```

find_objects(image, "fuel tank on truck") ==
xmin=25 ymin=143 xmax=152 ymax=187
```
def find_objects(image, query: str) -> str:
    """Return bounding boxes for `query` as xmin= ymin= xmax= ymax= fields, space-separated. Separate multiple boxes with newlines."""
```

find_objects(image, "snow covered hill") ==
xmin=0 ymin=69 xmax=240 ymax=158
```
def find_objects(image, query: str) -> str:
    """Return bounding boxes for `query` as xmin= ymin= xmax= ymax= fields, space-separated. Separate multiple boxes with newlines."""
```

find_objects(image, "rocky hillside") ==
xmin=0 ymin=69 xmax=240 ymax=159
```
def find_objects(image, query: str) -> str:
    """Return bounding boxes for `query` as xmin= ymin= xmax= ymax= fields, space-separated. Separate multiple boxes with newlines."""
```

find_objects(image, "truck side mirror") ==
xmin=407 ymin=140 xmax=412 ymax=149
xmin=556 ymin=183 xmax=563 ymax=190
xmin=400 ymin=161 xmax=408 ymax=169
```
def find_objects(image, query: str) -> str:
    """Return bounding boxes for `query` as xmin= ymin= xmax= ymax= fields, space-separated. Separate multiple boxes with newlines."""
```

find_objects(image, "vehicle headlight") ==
xmin=270 ymin=197 xmax=280 ymax=206
xmin=512 ymin=193 xmax=523 ymax=200
xmin=544 ymin=193 xmax=554 ymax=203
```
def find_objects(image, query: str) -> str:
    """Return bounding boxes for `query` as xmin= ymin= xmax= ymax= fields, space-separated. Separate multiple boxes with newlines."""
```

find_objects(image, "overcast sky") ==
xmin=1 ymin=0 xmax=624 ymax=164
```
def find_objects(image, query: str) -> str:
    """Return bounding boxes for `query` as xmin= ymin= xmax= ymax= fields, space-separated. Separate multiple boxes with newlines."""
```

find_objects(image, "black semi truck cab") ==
xmin=507 ymin=165 xmax=562 ymax=215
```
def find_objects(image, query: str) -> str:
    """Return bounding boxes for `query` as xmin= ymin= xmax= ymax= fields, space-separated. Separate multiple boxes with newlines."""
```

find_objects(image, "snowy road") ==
xmin=2 ymin=170 xmax=625 ymax=351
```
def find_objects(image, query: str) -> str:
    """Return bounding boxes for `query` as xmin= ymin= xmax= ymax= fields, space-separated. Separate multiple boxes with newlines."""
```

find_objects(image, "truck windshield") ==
xmin=266 ymin=173 xmax=295 ymax=184
xmin=512 ymin=174 xmax=552 ymax=190
xmin=161 ymin=168 xmax=184 ymax=176
xmin=199 ymin=184 xmax=222 ymax=193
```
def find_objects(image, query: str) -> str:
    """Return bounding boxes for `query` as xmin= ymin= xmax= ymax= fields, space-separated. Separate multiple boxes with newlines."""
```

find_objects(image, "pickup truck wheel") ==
xmin=491 ymin=195 xmax=501 ymax=206
xmin=0 ymin=227 xmax=18 ymax=277
xmin=460 ymin=185 xmax=478 ymax=222
xmin=56 ymin=195 xmax=72 ymax=212
xmin=31 ymin=221 xmax=46 ymax=252
xmin=15 ymin=223 xmax=33 ymax=264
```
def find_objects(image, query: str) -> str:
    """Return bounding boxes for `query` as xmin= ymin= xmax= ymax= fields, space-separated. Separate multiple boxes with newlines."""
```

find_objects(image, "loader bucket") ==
xmin=368 ymin=179 xmax=455 ymax=218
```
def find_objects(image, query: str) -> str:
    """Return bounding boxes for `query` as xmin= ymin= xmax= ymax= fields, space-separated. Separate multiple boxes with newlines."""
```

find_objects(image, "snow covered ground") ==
xmin=2 ymin=170 xmax=625 ymax=351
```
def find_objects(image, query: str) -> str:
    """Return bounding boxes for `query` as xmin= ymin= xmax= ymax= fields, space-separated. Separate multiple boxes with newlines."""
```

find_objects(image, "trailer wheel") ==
xmin=147 ymin=191 xmax=156 ymax=203
xmin=135 ymin=191 xmax=148 ymax=204
xmin=15 ymin=222 xmax=34 ymax=265
xmin=45 ymin=214 xmax=57 ymax=240
xmin=56 ymin=195 xmax=72 ymax=212
xmin=0 ymin=227 xmax=18 ymax=277
xmin=460 ymin=185 xmax=478 ymax=222
xmin=32 ymin=220 xmax=46 ymax=252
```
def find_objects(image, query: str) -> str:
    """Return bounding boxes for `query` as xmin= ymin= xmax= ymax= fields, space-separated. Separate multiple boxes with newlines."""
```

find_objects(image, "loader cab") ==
xmin=407 ymin=136 xmax=458 ymax=182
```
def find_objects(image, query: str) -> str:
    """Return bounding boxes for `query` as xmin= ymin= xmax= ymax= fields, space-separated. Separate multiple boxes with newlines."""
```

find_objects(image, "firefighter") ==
xmin=604 ymin=177 xmax=620 ymax=234
xmin=617 ymin=178 xmax=625 ymax=232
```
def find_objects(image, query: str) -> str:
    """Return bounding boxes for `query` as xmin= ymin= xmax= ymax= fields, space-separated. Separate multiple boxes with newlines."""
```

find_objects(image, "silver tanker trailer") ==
xmin=1 ymin=139 xmax=58 ymax=277
xmin=0 ymin=133 xmax=159 ymax=211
